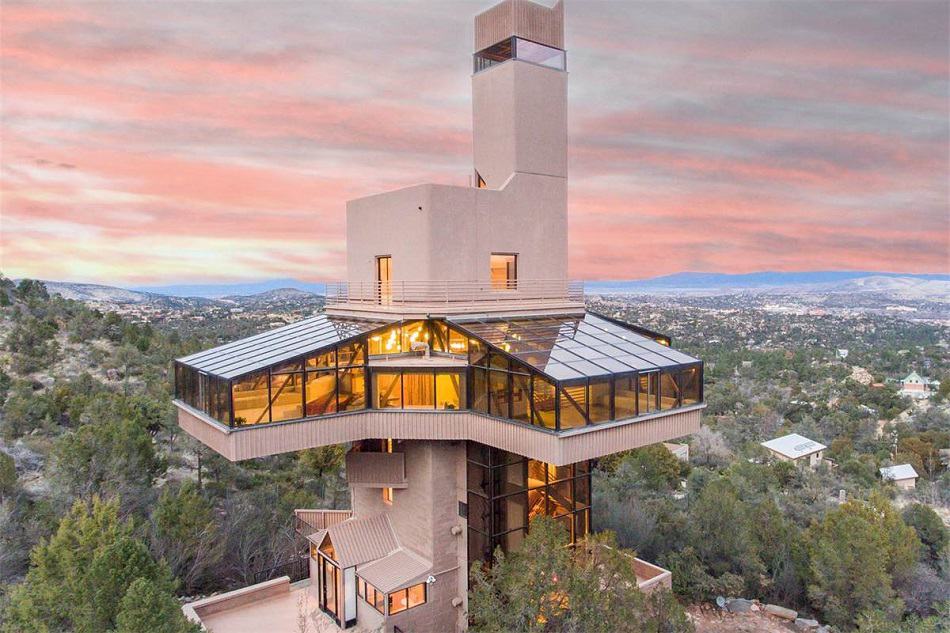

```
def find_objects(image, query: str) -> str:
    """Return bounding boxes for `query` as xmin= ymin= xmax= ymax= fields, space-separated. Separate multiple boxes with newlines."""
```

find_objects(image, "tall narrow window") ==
xmin=376 ymin=255 xmax=392 ymax=305
xmin=383 ymin=439 xmax=394 ymax=504
xmin=490 ymin=254 xmax=517 ymax=290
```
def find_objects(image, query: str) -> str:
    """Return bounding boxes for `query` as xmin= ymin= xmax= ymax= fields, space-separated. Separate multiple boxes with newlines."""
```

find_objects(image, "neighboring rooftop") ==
xmin=760 ymin=433 xmax=826 ymax=459
xmin=880 ymin=464 xmax=919 ymax=481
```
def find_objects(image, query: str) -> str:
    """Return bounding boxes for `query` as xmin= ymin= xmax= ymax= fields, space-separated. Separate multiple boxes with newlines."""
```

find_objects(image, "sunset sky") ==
xmin=2 ymin=0 xmax=948 ymax=285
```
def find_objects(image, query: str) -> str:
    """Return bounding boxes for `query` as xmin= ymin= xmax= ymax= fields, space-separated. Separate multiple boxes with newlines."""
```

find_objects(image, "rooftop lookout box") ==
xmin=175 ymin=2 xmax=702 ymax=631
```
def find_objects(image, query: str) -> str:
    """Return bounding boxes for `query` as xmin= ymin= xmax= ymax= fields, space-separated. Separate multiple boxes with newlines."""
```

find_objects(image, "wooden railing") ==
xmin=293 ymin=509 xmax=353 ymax=537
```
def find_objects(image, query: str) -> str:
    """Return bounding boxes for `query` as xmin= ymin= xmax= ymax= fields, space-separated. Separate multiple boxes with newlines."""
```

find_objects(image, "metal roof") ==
xmin=761 ymin=433 xmax=827 ymax=459
xmin=306 ymin=513 xmax=399 ymax=569
xmin=176 ymin=314 xmax=388 ymax=379
xmin=357 ymin=548 xmax=431 ymax=593
xmin=880 ymin=464 xmax=918 ymax=481
xmin=450 ymin=312 xmax=699 ymax=380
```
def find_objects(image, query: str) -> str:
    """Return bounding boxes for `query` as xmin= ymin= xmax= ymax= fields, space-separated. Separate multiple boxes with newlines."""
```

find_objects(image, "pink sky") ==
xmin=2 ymin=0 xmax=948 ymax=284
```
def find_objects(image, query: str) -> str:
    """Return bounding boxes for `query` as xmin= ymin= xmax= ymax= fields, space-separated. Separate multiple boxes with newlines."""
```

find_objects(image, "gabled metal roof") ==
xmin=176 ymin=314 xmax=388 ymax=379
xmin=450 ymin=312 xmax=699 ymax=380
xmin=306 ymin=513 xmax=400 ymax=569
xmin=761 ymin=433 xmax=826 ymax=459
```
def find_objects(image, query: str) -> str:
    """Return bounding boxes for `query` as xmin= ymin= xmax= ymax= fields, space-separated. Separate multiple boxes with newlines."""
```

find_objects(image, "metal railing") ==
xmin=326 ymin=279 xmax=584 ymax=307
xmin=252 ymin=556 xmax=309 ymax=585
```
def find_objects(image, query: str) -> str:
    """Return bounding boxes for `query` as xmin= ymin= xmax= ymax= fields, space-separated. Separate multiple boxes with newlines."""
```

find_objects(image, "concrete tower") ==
xmin=176 ymin=2 xmax=704 ymax=631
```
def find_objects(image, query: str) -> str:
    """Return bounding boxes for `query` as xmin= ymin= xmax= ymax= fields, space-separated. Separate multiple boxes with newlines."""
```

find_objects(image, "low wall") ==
xmin=182 ymin=576 xmax=290 ymax=627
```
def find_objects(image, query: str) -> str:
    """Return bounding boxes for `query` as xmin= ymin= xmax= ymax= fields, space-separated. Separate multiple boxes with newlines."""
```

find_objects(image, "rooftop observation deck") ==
xmin=324 ymin=279 xmax=585 ymax=319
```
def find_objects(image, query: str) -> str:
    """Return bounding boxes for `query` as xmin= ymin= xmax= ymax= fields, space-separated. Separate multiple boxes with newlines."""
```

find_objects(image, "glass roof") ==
xmin=450 ymin=313 xmax=699 ymax=380
xmin=177 ymin=314 xmax=388 ymax=379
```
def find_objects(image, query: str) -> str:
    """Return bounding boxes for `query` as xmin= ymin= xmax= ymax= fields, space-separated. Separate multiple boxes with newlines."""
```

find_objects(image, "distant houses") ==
xmin=663 ymin=442 xmax=689 ymax=462
xmin=880 ymin=464 xmax=919 ymax=490
xmin=899 ymin=371 xmax=937 ymax=399
xmin=761 ymin=433 xmax=827 ymax=469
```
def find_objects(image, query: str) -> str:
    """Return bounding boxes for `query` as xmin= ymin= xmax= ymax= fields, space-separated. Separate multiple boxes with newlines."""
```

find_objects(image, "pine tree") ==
xmin=114 ymin=577 xmax=201 ymax=633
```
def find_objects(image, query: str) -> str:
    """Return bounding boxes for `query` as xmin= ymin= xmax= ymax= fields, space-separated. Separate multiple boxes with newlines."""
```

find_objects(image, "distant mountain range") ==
xmin=130 ymin=278 xmax=326 ymax=298
xmin=585 ymin=271 xmax=950 ymax=294
xmin=34 ymin=271 xmax=949 ymax=304
xmin=39 ymin=281 xmax=324 ymax=308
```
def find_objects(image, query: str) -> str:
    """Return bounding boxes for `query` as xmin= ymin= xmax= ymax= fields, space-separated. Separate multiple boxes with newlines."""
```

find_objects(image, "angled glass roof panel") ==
xmin=543 ymin=362 xmax=585 ymax=381
xmin=176 ymin=314 xmax=388 ymax=379
xmin=449 ymin=312 xmax=699 ymax=382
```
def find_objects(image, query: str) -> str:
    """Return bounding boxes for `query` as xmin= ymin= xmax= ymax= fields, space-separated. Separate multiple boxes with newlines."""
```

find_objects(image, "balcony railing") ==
xmin=326 ymin=279 xmax=584 ymax=308
xmin=293 ymin=508 xmax=353 ymax=538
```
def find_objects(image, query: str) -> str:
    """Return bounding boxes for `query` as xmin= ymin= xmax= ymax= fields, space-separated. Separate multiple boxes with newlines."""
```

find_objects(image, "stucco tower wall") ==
xmin=473 ymin=59 xmax=568 ymax=187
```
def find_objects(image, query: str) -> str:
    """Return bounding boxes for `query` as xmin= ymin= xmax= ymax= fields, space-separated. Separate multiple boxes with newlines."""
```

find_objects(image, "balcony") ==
xmin=324 ymin=279 xmax=585 ymax=318
xmin=293 ymin=508 xmax=353 ymax=538
xmin=345 ymin=451 xmax=408 ymax=488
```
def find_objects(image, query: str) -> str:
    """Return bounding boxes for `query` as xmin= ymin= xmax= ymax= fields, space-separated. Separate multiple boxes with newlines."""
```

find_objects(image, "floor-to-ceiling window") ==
xmin=466 ymin=442 xmax=591 ymax=566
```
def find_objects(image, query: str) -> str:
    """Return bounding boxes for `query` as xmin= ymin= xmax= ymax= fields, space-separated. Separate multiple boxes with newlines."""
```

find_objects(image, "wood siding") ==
xmin=176 ymin=402 xmax=702 ymax=465
xmin=475 ymin=0 xmax=564 ymax=51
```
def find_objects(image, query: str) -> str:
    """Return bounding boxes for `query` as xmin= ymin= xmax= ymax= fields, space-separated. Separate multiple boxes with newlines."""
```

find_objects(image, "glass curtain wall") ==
xmin=466 ymin=442 xmax=591 ymax=566
xmin=176 ymin=320 xmax=702 ymax=431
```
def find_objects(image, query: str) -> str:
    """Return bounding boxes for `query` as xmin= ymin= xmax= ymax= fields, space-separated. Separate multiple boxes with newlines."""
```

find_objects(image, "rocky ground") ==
xmin=689 ymin=601 xmax=828 ymax=633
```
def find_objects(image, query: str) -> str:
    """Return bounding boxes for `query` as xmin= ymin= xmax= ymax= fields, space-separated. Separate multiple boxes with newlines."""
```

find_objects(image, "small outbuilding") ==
xmin=760 ymin=433 xmax=826 ymax=469
xmin=663 ymin=442 xmax=689 ymax=462
xmin=899 ymin=372 xmax=935 ymax=399
xmin=880 ymin=464 xmax=919 ymax=490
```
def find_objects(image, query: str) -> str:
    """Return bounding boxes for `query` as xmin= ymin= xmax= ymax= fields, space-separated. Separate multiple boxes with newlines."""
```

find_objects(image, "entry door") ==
xmin=376 ymin=256 xmax=392 ymax=305
xmin=319 ymin=555 xmax=342 ymax=624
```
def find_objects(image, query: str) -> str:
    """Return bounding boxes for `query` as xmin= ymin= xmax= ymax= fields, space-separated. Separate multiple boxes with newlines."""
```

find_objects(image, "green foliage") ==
xmin=1 ymin=380 xmax=50 ymax=440
xmin=806 ymin=493 xmax=921 ymax=628
xmin=0 ymin=451 xmax=16 ymax=500
xmin=297 ymin=444 xmax=346 ymax=478
xmin=81 ymin=535 xmax=170 ymax=632
xmin=469 ymin=516 xmax=693 ymax=633
xmin=114 ymin=577 xmax=202 ymax=633
xmin=0 ymin=496 xmax=190 ymax=633
xmin=51 ymin=417 xmax=164 ymax=501
xmin=150 ymin=482 xmax=223 ymax=593
xmin=902 ymin=503 xmax=948 ymax=566
xmin=5 ymin=315 xmax=60 ymax=374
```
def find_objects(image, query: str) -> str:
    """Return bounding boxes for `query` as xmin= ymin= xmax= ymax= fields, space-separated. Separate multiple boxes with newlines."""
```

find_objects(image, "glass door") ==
xmin=376 ymin=255 xmax=392 ymax=305
xmin=319 ymin=555 xmax=342 ymax=624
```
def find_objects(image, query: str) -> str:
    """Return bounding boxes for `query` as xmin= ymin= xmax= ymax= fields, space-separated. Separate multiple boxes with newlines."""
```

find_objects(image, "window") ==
xmin=473 ymin=37 xmax=513 ymax=72
xmin=270 ymin=372 xmax=304 ymax=422
xmin=388 ymin=582 xmax=427 ymax=614
xmin=306 ymin=370 xmax=337 ymax=416
xmin=614 ymin=374 xmax=637 ymax=420
xmin=588 ymin=379 xmax=611 ymax=423
xmin=357 ymin=577 xmax=385 ymax=615
xmin=474 ymin=37 xmax=566 ymax=73
xmin=374 ymin=372 xmax=402 ymax=409
xmin=403 ymin=372 xmax=434 ymax=409
xmin=559 ymin=384 xmax=587 ymax=429
xmin=532 ymin=376 xmax=556 ymax=429
xmin=232 ymin=371 xmax=269 ymax=426
xmin=660 ymin=371 xmax=679 ymax=410
xmin=338 ymin=367 xmax=366 ymax=411
xmin=436 ymin=372 xmax=465 ymax=410
xmin=681 ymin=365 xmax=701 ymax=405
xmin=376 ymin=255 xmax=392 ymax=305
xmin=490 ymin=254 xmax=517 ymax=290
xmin=639 ymin=372 xmax=658 ymax=414
xmin=515 ymin=38 xmax=565 ymax=69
